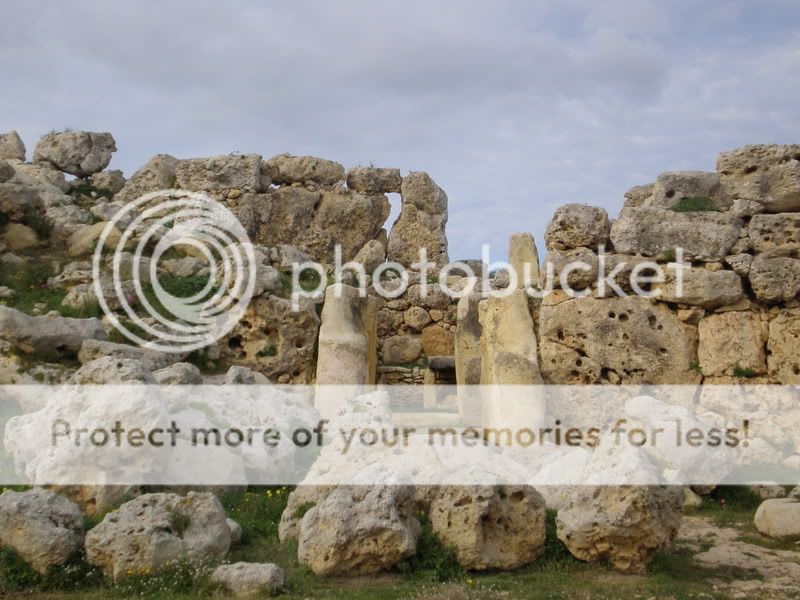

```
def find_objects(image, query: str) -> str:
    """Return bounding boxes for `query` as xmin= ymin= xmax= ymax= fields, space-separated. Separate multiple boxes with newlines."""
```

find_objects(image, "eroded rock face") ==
xmin=767 ymin=312 xmax=800 ymax=383
xmin=454 ymin=286 xmax=482 ymax=386
xmin=0 ymin=306 xmax=106 ymax=354
xmin=748 ymin=252 xmax=800 ymax=304
xmin=85 ymin=492 xmax=231 ymax=581
xmin=153 ymin=362 xmax=203 ymax=385
xmin=388 ymin=172 xmax=449 ymax=268
xmin=539 ymin=296 xmax=699 ymax=384
xmin=89 ymin=170 xmax=126 ymax=195
xmin=78 ymin=339 xmax=184 ymax=371
xmin=210 ymin=562 xmax=285 ymax=597
xmin=717 ymin=144 xmax=800 ymax=213
xmin=649 ymin=171 xmax=728 ymax=210
xmin=346 ymin=167 xmax=402 ymax=194
xmin=69 ymin=356 xmax=156 ymax=384
xmin=115 ymin=154 xmax=178 ymax=203
xmin=543 ymin=247 xmax=599 ymax=290
xmin=427 ymin=485 xmax=546 ymax=571
xmin=175 ymin=154 xmax=262 ymax=192
xmin=297 ymin=485 xmax=418 ymax=576
xmin=33 ymin=131 xmax=116 ymax=177
xmin=0 ymin=130 xmax=26 ymax=161
xmin=382 ymin=334 xmax=422 ymax=364
xmin=754 ymin=498 xmax=800 ymax=539
xmin=544 ymin=204 xmax=609 ymax=251
xmin=508 ymin=232 xmax=540 ymax=287
xmin=266 ymin=154 xmax=345 ymax=186
xmin=219 ymin=294 xmax=320 ymax=383
xmin=0 ymin=489 xmax=85 ymax=574
xmin=748 ymin=214 xmax=800 ymax=252
xmin=698 ymin=311 xmax=767 ymax=377
xmin=610 ymin=207 xmax=743 ymax=261
xmin=661 ymin=267 xmax=743 ymax=309
xmin=557 ymin=485 xmax=683 ymax=573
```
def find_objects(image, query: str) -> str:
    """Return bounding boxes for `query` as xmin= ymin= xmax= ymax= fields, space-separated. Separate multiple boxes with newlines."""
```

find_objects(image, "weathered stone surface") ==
xmin=388 ymin=171 xmax=449 ymax=268
xmin=175 ymin=154 xmax=261 ymax=192
xmin=238 ymin=188 xmax=390 ymax=263
xmin=543 ymin=247 xmax=599 ymax=290
xmin=90 ymin=170 xmax=126 ymax=195
xmin=315 ymin=284 xmax=377 ymax=416
xmin=754 ymin=498 xmax=800 ymax=539
xmin=649 ymin=171 xmax=727 ymax=210
xmin=115 ymin=154 xmax=178 ymax=203
xmin=767 ymin=312 xmax=800 ymax=384
xmin=0 ymin=181 xmax=42 ymax=221
xmin=297 ymin=485 xmax=418 ymax=576
xmin=698 ymin=311 xmax=766 ymax=377
xmin=85 ymin=492 xmax=231 ymax=581
xmin=33 ymin=131 xmax=116 ymax=177
xmin=610 ymin=207 xmax=742 ymax=261
xmin=558 ymin=485 xmax=683 ymax=573
xmin=266 ymin=154 xmax=345 ymax=186
xmin=508 ymin=232 xmax=540 ymax=288
xmin=382 ymin=334 xmax=422 ymax=364
xmin=78 ymin=339 xmax=184 ymax=371
xmin=0 ymin=306 xmax=106 ymax=354
xmin=219 ymin=294 xmax=320 ymax=383
xmin=748 ymin=252 xmax=800 ymax=304
xmin=352 ymin=239 xmax=385 ymax=273
xmin=455 ymin=282 xmax=482 ymax=418
xmin=227 ymin=519 xmax=242 ymax=545
xmin=153 ymin=362 xmax=203 ymax=385
xmin=748 ymin=213 xmax=800 ymax=252
xmin=0 ymin=159 xmax=14 ymax=183
xmin=210 ymin=562 xmax=284 ymax=597
xmin=421 ymin=324 xmax=454 ymax=356
xmin=725 ymin=253 xmax=753 ymax=277
xmin=13 ymin=161 xmax=69 ymax=191
xmin=223 ymin=365 xmax=270 ymax=385
xmin=69 ymin=356 xmax=156 ymax=384
xmin=346 ymin=166 xmax=402 ymax=194
xmin=2 ymin=223 xmax=38 ymax=250
xmin=544 ymin=204 xmax=609 ymax=251
xmin=0 ymin=489 xmax=85 ymax=574
xmin=403 ymin=306 xmax=431 ymax=331
xmin=717 ymin=144 xmax=800 ymax=212
xmin=427 ymin=485 xmax=546 ymax=570
xmin=47 ymin=204 xmax=94 ymax=237
xmin=53 ymin=485 xmax=139 ymax=518
xmin=539 ymin=296 xmax=699 ymax=384
xmin=661 ymin=267 xmax=743 ymax=309
xmin=67 ymin=221 xmax=121 ymax=256
xmin=623 ymin=183 xmax=654 ymax=208
xmin=0 ymin=131 xmax=25 ymax=161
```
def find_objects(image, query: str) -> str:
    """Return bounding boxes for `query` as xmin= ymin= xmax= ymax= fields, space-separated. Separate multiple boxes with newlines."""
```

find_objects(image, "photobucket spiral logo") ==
xmin=92 ymin=190 xmax=257 ymax=353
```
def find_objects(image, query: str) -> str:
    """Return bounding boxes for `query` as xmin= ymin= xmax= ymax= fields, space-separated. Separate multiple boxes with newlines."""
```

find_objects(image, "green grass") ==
xmin=0 ymin=261 xmax=101 ymax=318
xmin=732 ymin=365 xmax=758 ymax=378
xmin=396 ymin=515 xmax=464 ymax=582
xmin=668 ymin=196 xmax=719 ymax=212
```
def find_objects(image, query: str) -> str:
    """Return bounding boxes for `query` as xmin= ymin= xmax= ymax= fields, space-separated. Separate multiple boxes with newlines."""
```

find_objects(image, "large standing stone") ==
xmin=427 ymin=485 xmax=546 ymax=570
xmin=265 ymin=154 xmax=345 ymax=186
xmin=0 ymin=489 xmax=85 ymax=574
xmin=115 ymin=154 xmax=178 ymax=203
xmin=0 ymin=306 xmax=106 ymax=354
xmin=557 ymin=485 xmax=683 ymax=573
xmin=698 ymin=311 xmax=767 ymax=377
xmin=717 ymin=144 xmax=800 ymax=212
xmin=0 ymin=130 xmax=26 ymax=161
xmin=388 ymin=171 xmax=449 ymax=269
xmin=297 ymin=485 xmax=418 ymax=576
xmin=85 ymin=492 xmax=231 ymax=581
xmin=508 ymin=232 xmax=540 ymax=288
xmin=649 ymin=171 xmax=727 ymax=210
xmin=754 ymin=498 xmax=800 ymax=539
xmin=210 ymin=562 xmax=285 ymax=597
xmin=544 ymin=204 xmax=609 ymax=251
xmin=610 ymin=207 xmax=743 ymax=261
xmin=455 ymin=283 xmax=481 ymax=386
xmin=219 ymin=294 xmax=320 ymax=383
xmin=767 ymin=312 xmax=800 ymax=384
xmin=315 ymin=284 xmax=377 ymax=417
xmin=539 ymin=296 xmax=699 ymax=384
xmin=346 ymin=166 xmax=402 ymax=194
xmin=33 ymin=131 xmax=116 ymax=177
xmin=175 ymin=154 xmax=262 ymax=192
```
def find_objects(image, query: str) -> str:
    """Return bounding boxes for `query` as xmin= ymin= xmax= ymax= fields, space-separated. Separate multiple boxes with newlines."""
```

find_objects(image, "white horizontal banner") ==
xmin=1 ymin=384 xmax=798 ymax=486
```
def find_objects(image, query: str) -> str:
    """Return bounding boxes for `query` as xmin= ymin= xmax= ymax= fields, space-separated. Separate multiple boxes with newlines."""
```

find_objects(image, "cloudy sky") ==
xmin=2 ymin=0 xmax=799 ymax=260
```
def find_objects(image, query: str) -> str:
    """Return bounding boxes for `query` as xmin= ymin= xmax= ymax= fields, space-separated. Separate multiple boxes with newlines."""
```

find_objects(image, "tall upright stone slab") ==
xmin=478 ymin=290 xmax=544 ymax=432
xmin=508 ymin=232 xmax=540 ymax=289
xmin=315 ymin=284 xmax=377 ymax=419
xmin=454 ymin=280 xmax=482 ymax=425
xmin=387 ymin=172 xmax=449 ymax=269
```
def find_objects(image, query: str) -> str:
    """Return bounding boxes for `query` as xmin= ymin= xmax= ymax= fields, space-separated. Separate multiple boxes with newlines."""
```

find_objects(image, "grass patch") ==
xmin=397 ymin=515 xmax=463 ymax=582
xmin=668 ymin=196 xmax=719 ymax=212
xmin=733 ymin=365 xmax=758 ymax=378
